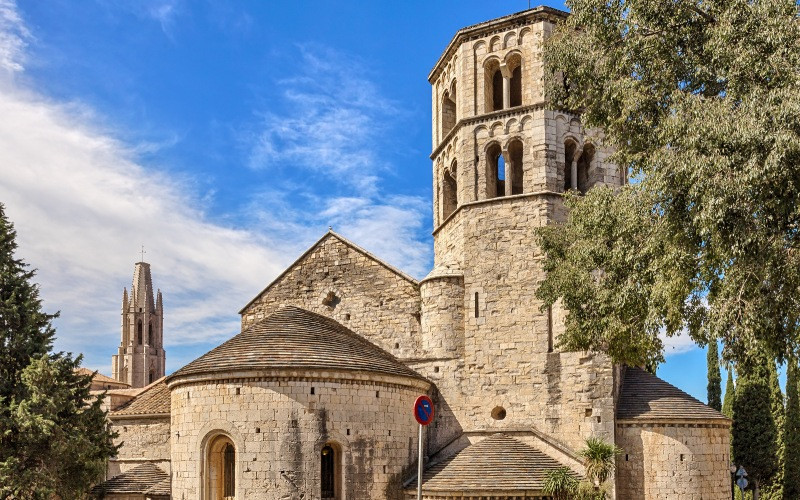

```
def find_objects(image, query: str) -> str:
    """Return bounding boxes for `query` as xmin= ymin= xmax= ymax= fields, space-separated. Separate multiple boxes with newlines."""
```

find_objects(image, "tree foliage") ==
xmin=538 ymin=0 xmax=800 ymax=369
xmin=783 ymin=357 xmax=800 ymax=500
xmin=732 ymin=355 xmax=779 ymax=494
xmin=708 ymin=340 xmax=722 ymax=411
xmin=543 ymin=466 xmax=579 ymax=500
xmin=578 ymin=436 xmax=621 ymax=486
xmin=0 ymin=203 xmax=118 ymax=498
xmin=723 ymin=367 xmax=735 ymax=419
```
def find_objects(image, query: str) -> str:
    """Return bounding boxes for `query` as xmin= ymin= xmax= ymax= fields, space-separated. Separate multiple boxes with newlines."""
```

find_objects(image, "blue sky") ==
xmin=0 ymin=0 xmax=727 ymax=402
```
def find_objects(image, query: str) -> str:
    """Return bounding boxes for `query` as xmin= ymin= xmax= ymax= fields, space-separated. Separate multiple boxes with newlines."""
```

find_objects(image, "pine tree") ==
xmin=732 ymin=355 xmax=779 ymax=500
xmin=0 ymin=203 xmax=118 ymax=497
xmin=707 ymin=340 xmax=722 ymax=411
xmin=783 ymin=357 xmax=800 ymax=500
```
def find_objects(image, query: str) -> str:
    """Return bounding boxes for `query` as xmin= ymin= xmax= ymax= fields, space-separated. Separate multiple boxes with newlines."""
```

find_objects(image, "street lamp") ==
xmin=729 ymin=464 xmax=737 ymax=500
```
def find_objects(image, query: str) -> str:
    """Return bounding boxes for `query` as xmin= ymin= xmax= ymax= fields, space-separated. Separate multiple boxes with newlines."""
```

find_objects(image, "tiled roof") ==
xmin=171 ymin=306 xmax=424 ymax=381
xmin=76 ymin=367 xmax=129 ymax=386
xmin=92 ymin=462 xmax=169 ymax=496
xmin=111 ymin=378 xmax=170 ymax=417
xmin=617 ymin=367 xmax=729 ymax=421
xmin=408 ymin=434 xmax=580 ymax=493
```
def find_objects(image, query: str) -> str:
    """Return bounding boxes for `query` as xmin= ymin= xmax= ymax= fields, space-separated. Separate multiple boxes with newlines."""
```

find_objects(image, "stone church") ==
xmin=94 ymin=6 xmax=731 ymax=500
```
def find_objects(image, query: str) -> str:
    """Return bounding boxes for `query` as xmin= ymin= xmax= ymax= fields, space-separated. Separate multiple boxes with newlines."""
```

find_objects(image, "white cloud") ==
xmin=661 ymin=329 xmax=699 ymax=356
xmin=0 ymin=0 xmax=29 ymax=74
xmin=0 ymin=5 xmax=432 ymax=375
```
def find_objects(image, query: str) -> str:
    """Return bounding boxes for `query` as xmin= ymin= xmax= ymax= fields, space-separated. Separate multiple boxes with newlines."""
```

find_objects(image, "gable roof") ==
xmin=111 ymin=377 xmax=170 ymax=417
xmin=239 ymin=230 xmax=418 ymax=314
xmin=408 ymin=434 xmax=580 ymax=493
xmin=170 ymin=305 xmax=425 ymax=382
xmin=92 ymin=462 xmax=169 ymax=496
xmin=617 ymin=366 xmax=729 ymax=422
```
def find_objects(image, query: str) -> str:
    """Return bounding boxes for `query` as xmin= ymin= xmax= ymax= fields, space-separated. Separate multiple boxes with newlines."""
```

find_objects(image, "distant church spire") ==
xmin=111 ymin=260 xmax=165 ymax=388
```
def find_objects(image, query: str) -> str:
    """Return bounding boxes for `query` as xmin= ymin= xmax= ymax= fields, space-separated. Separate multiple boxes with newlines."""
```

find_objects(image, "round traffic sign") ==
xmin=414 ymin=395 xmax=435 ymax=426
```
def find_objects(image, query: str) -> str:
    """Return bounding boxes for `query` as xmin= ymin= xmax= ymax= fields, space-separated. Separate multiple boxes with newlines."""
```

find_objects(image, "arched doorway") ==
xmin=206 ymin=434 xmax=236 ymax=500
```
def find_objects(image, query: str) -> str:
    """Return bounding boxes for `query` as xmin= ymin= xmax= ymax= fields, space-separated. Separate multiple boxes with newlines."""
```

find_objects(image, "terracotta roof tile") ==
xmin=92 ymin=462 xmax=169 ymax=496
xmin=111 ymin=378 xmax=170 ymax=417
xmin=617 ymin=367 xmax=729 ymax=421
xmin=409 ymin=434 xmax=579 ymax=493
xmin=171 ymin=306 xmax=424 ymax=381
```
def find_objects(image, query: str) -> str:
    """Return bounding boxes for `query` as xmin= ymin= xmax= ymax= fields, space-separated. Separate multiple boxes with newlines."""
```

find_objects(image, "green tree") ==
xmin=537 ymin=0 xmax=800 ymax=370
xmin=783 ymin=357 xmax=800 ymax=500
xmin=578 ymin=437 xmax=621 ymax=487
xmin=723 ymin=368 xmax=736 ymax=419
xmin=764 ymin=360 xmax=785 ymax=499
xmin=732 ymin=356 xmax=779 ymax=500
xmin=542 ymin=466 xmax=579 ymax=500
xmin=0 ymin=203 xmax=118 ymax=498
xmin=708 ymin=340 xmax=722 ymax=411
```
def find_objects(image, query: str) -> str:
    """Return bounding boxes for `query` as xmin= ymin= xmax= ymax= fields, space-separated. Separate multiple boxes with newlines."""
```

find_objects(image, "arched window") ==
xmin=442 ymin=164 xmax=458 ymax=220
xmin=149 ymin=369 xmax=155 ymax=385
xmin=507 ymin=139 xmax=524 ymax=195
xmin=148 ymin=321 xmax=153 ymax=346
xmin=492 ymin=70 xmax=504 ymax=111
xmin=564 ymin=140 xmax=579 ymax=192
xmin=510 ymin=65 xmax=522 ymax=107
xmin=207 ymin=434 xmax=236 ymax=500
xmin=577 ymin=144 xmax=594 ymax=194
xmin=486 ymin=143 xmax=504 ymax=198
xmin=321 ymin=444 xmax=340 ymax=499
xmin=137 ymin=320 xmax=143 ymax=345
xmin=441 ymin=90 xmax=456 ymax=137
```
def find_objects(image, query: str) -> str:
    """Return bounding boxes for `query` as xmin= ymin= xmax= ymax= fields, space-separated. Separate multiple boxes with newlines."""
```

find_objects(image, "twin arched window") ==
xmin=486 ymin=56 xmax=523 ymax=112
xmin=442 ymin=163 xmax=458 ymax=220
xmin=486 ymin=140 xmax=524 ymax=198
xmin=442 ymin=89 xmax=456 ymax=137
xmin=563 ymin=140 xmax=595 ymax=194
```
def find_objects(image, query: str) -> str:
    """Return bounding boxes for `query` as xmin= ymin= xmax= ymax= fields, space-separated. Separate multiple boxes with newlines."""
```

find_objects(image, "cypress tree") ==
xmin=732 ymin=354 xmax=779 ymax=500
xmin=707 ymin=340 xmax=722 ymax=411
xmin=723 ymin=367 xmax=735 ymax=419
xmin=765 ymin=360 xmax=785 ymax=499
xmin=0 ymin=203 xmax=118 ymax=497
xmin=783 ymin=358 xmax=800 ymax=500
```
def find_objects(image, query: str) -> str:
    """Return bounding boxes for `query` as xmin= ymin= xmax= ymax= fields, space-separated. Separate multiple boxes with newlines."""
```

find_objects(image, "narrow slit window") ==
xmin=474 ymin=292 xmax=480 ymax=318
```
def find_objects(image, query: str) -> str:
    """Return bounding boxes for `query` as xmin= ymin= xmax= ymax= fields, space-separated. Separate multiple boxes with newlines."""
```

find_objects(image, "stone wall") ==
xmin=240 ymin=233 xmax=422 ymax=360
xmin=168 ymin=374 xmax=429 ymax=499
xmin=107 ymin=416 xmax=171 ymax=477
xmin=615 ymin=422 xmax=731 ymax=500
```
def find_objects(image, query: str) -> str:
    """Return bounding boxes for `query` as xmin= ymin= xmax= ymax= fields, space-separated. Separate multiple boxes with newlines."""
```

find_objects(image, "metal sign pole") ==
xmin=417 ymin=423 xmax=423 ymax=500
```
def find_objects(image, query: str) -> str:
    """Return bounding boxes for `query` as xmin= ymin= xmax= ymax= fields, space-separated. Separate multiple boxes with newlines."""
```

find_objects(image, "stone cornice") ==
xmin=616 ymin=419 xmax=732 ymax=428
xmin=428 ymin=7 xmax=568 ymax=83
xmin=432 ymin=190 xmax=563 ymax=236
xmin=431 ymin=103 xmax=546 ymax=159
xmin=166 ymin=368 xmax=432 ymax=392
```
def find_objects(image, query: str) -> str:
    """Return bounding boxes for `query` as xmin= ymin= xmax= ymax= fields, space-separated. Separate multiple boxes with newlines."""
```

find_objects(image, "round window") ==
xmin=491 ymin=406 xmax=506 ymax=420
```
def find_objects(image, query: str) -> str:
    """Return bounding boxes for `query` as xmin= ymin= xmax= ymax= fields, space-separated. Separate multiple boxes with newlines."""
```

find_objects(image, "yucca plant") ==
xmin=542 ymin=466 xmax=579 ymax=500
xmin=578 ymin=437 xmax=622 ymax=486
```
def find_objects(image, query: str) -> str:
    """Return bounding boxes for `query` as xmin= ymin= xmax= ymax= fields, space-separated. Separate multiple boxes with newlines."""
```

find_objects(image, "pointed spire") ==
xmin=122 ymin=287 xmax=128 ymax=312
xmin=156 ymin=289 xmax=163 ymax=311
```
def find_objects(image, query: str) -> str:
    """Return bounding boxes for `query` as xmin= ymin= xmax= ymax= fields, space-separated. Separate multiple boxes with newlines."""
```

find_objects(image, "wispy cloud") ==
xmin=0 ymin=0 xmax=29 ymax=74
xmin=248 ymin=45 xmax=403 ymax=194
xmin=661 ymin=329 xmax=699 ymax=356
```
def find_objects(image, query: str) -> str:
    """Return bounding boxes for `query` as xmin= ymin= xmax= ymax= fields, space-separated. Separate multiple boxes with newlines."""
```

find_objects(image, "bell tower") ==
xmin=111 ymin=261 xmax=165 ymax=388
xmin=419 ymin=7 xmax=625 ymax=453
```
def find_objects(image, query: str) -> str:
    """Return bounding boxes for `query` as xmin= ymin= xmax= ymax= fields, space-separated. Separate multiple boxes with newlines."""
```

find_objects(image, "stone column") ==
xmin=571 ymin=159 xmax=578 ymax=191
xmin=503 ymin=150 xmax=513 ymax=197
xmin=500 ymin=63 xmax=513 ymax=110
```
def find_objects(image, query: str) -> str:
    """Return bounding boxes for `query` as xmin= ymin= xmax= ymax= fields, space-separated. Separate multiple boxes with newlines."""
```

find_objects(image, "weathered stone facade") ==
xmin=100 ymin=6 xmax=731 ymax=500
xmin=616 ymin=422 xmax=731 ymax=499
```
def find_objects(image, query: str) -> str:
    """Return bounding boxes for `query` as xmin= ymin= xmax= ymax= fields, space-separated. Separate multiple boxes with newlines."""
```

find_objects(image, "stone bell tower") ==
xmin=111 ymin=261 xmax=165 ymax=388
xmin=418 ymin=7 xmax=626 ymax=455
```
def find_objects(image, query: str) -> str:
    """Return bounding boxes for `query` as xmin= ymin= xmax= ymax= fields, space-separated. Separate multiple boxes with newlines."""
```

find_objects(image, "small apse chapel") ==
xmin=95 ymin=7 xmax=731 ymax=500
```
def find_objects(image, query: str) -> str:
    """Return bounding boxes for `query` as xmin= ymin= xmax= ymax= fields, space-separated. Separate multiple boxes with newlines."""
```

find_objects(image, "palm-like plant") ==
xmin=578 ymin=437 xmax=622 ymax=486
xmin=542 ymin=466 xmax=579 ymax=500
